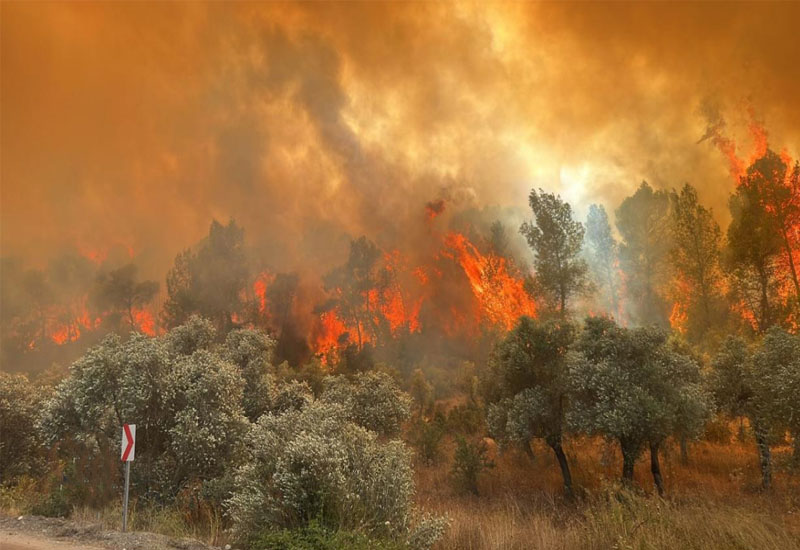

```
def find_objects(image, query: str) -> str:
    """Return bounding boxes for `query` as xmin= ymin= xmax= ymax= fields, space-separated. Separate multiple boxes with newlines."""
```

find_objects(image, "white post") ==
xmin=122 ymin=460 xmax=131 ymax=532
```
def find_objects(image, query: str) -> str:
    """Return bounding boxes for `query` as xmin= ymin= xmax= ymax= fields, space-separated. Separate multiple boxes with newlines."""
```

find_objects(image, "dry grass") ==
xmin=417 ymin=435 xmax=800 ymax=550
xmin=68 ymin=499 xmax=228 ymax=545
xmin=4 ymin=432 xmax=798 ymax=549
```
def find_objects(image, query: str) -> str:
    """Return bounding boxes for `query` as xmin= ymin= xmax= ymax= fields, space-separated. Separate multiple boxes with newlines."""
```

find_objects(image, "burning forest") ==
xmin=2 ymin=3 xmax=800 ymax=550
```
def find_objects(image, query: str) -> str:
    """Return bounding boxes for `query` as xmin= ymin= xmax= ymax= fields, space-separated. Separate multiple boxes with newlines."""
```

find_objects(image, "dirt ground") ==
xmin=0 ymin=515 xmax=222 ymax=550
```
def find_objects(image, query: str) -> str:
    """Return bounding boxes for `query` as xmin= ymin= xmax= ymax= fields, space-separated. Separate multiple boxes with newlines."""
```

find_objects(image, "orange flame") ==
xmin=442 ymin=232 xmax=536 ymax=330
xmin=132 ymin=308 xmax=156 ymax=336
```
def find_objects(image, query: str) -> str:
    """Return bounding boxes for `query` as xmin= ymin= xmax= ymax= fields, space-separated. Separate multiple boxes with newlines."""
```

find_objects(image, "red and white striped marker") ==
xmin=120 ymin=424 xmax=135 ymax=532
xmin=121 ymin=424 xmax=136 ymax=462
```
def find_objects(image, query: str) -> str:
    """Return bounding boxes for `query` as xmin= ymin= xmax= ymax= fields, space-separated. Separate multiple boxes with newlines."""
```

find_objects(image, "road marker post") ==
xmin=121 ymin=424 xmax=135 ymax=532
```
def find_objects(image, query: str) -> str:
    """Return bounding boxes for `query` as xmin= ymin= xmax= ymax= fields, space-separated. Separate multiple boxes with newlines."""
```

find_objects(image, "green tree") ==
xmin=569 ymin=317 xmax=709 ymax=494
xmin=39 ymin=317 xmax=247 ymax=499
xmin=485 ymin=317 xmax=576 ymax=496
xmin=712 ymin=329 xmax=800 ymax=487
xmin=584 ymin=204 xmax=620 ymax=316
xmin=520 ymin=189 xmax=588 ymax=315
xmin=669 ymin=184 xmax=725 ymax=341
xmin=0 ymin=373 xmax=46 ymax=482
xmin=162 ymin=220 xmax=249 ymax=333
xmin=754 ymin=329 xmax=800 ymax=464
xmin=450 ymin=436 xmax=493 ymax=495
xmin=91 ymin=263 xmax=159 ymax=331
xmin=615 ymin=182 xmax=672 ymax=326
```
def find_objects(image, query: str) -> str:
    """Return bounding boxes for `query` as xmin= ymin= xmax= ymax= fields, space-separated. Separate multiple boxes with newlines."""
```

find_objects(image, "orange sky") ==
xmin=2 ymin=1 xmax=799 ymax=276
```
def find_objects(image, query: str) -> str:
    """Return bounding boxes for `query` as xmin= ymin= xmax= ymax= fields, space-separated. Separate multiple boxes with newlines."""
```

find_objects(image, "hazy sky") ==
xmin=3 ymin=1 xmax=799 ymax=277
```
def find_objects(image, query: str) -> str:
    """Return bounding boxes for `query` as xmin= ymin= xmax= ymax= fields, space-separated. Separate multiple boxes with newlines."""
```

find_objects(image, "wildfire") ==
xmin=668 ymin=275 xmax=691 ymax=335
xmin=425 ymin=199 xmax=446 ymax=221
xmin=442 ymin=232 xmax=536 ymax=330
xmin=253 ymin=271 xmax=275 ymax=316
xmin=132 ymin=309 xmax=156 ymax=336
xmin=49 ymin=300 xmax=103 ymax=345
xmin=311 ymin=310 xmax=365 ymax=361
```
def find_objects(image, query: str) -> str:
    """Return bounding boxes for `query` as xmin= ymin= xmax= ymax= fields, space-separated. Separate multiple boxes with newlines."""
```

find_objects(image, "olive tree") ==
xmin=712 ymin=328 xmax=800 ymax=487
xmin=756 ymin=329 xmax=800 ymax=464
xmin=0 ymin=373 xmax=46 ymax=482
xmin=39 ymin=317 xmax=248 ymax=499
xmin=568 ymin=316 xmax=709 ymax=494
xmin=485 ymin=317 xmax=576 ymax=497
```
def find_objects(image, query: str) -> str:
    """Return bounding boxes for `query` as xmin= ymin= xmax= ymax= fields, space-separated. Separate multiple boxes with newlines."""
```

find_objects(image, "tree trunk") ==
xmin=621 ymin=440 xmax=637 ymax=486
xmin=550 ymin=440 xmax=573 ymax=499
xmin=754 ymin=428 xmax=772 ymax=490
xmin=522 ymin=440 xmax=536 ymax=462
xmin=679 ymin=435 xmax=689 ymax=465
xmin=650 ymin=442 xmax=664 ymax=496
xmin=793 ymin=433 xmax=800 ymax=466
xmin=780 ymin=228 xmax=800 ymax=309
xmin=758 ymin=266 xmax=771 ymax=334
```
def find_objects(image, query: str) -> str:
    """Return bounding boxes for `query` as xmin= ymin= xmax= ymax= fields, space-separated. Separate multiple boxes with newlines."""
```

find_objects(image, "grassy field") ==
xmin=417 ymin=435 xmax=800 ymax=550
xmin=3 ymin=433 xmax=798 ymax=549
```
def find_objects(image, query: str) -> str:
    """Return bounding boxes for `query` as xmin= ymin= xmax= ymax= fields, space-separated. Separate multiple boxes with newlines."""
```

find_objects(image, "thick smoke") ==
xmin=2 ymin=1 xmax=799 ymax=279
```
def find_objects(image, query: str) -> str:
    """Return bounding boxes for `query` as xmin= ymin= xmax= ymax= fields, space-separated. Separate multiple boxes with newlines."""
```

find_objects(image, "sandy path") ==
xmin=0 ymin=532 xmax=106 ymax=550
xmin=0 ymin=515 xmax=218 ymax=550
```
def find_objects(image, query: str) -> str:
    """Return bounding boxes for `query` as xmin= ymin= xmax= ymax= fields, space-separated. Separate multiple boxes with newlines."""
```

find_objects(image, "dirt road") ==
xmin=1 ymin=532 xmax=106 ymax=550
xmin=0 ymin=515 xmax=220 ymax=550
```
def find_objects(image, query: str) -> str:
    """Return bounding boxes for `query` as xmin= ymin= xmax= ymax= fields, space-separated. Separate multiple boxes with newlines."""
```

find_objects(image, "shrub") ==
xmin=223 ymin=328 xmax=277 ymax=421
xmin=446 ymin=403 xmax=484 ymax=436
xmin=38 ymin=319 xmax=248 ymax=501
xmin=321 ymin=371 xmax=412 ymax=437
xmin=270 ymin=380 xmax=313 ymax=414
xmin=227 ymin=399 xmax=444 ymax=549
xmin=703 ymin=415 xmax=733 ymax=444
xmin=0 ymin=372 xmax=46 ymax=482
xmin=409 ymin=369 xmax=434 ymax=413
xmin=409 ymin=419 xmax=444 ymax=465
xmin=451 ymin=436 xmax=493 ymax=496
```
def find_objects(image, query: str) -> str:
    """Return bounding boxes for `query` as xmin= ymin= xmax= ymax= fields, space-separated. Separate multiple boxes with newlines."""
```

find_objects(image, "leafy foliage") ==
xmin=162 ymin=220 xmax=249 ymax=332
xmin=484 ymin=317 xmax=576 ymax=494
xmin=450 ymin=436 xmax=494 ymax=495
xmin=252 ymin=521 xmax=409 ymax=550
xmin=520 ymin=189 xmax=588 ymax=315
xmin=321 ymin=371 xmax=412 ymax=437
xmin=569 ymin=316 xmax=710 ymax=489
xmin=669 ymin=184 xmax=726 ymax=342
xmin=226 ymin=400 xmax=435 ymax=545
xmin=0 ymin=373 xmax=46 ymax=481
xmin=711 ymin=328 xmax=800 ymax=486
xmin=38 ymin=317 xmax=248 ymax=500
xmin=223 ymin=328 xmax=277 ymax=420
xmin=726 ymin=151 xmax=799 ymax=333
